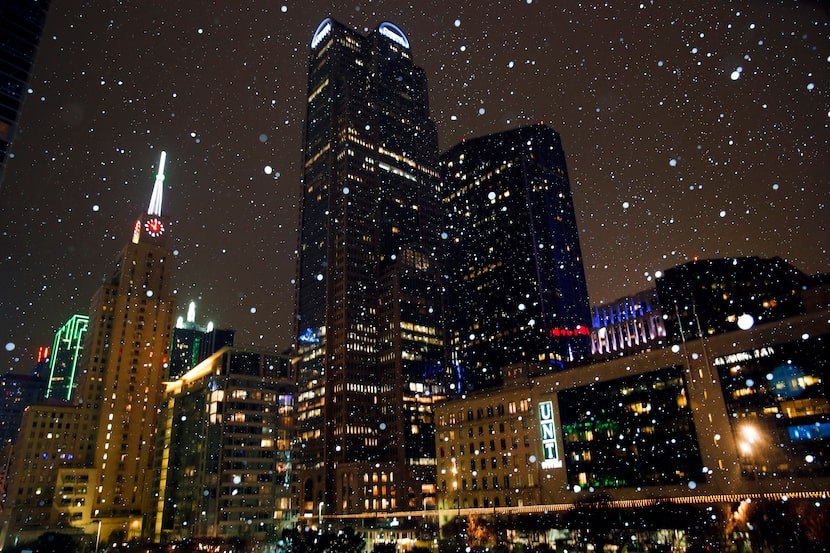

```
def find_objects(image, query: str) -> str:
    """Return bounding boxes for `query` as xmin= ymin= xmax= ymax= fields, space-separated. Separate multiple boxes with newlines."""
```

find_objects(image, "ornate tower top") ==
xmin=132 ymin=151 xmax=169 ymax=245
xmin=148 ymin=150 xmax=166 ymax=216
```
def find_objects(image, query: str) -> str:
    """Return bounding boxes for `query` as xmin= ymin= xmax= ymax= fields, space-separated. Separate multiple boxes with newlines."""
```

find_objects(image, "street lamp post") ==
xmin=94 ymin=519 xmax=102 ymax=553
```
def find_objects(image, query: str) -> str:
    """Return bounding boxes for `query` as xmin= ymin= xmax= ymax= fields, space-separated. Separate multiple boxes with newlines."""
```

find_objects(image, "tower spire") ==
xmin=148 ymin=151 xmax=166 ymax=216
xmin=132 ymin=151 xmax=169 ymax=245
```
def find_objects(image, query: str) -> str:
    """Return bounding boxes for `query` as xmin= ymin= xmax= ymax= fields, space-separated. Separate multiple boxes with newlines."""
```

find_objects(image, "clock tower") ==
xmin=0 ymin=151 xmax=178 ymax=546
xmin=75 ymin=150 xmax=176 ymax=538
xmin=132 ymin=151 xmax=170 ymax=245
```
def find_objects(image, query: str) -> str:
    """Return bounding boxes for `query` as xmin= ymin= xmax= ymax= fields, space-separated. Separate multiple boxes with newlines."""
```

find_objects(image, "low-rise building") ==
xmin=435 ymin=310 xmax=830 ymax=527
xmin=0 ymin=404 xmax=96 ymax=547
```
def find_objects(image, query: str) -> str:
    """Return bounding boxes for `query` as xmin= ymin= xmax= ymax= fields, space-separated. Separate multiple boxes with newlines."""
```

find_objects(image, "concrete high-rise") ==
xmin=295 ymin=18 xmax=448 ymax=518
xmin=434 ymin=310 xmax=830 ymax=533
xmin=72 ymin=151 xmax=176 ymax=537
xmin=440 ymin=124 xmax=592 ymax=390
xmin=0 ymin=152 xmax=176 ymax=547
xmin=151 ymin=347 xmax=295 ymax=543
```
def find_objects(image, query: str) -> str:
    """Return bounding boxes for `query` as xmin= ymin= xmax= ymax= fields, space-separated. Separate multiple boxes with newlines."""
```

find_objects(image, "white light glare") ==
xmin=737 ymin=313 xmax=754 ymax=330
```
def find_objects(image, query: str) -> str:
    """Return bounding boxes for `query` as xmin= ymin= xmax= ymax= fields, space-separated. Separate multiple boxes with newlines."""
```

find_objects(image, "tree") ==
xmin=467 ymin=515 xmax=497 ymax=549
xmin=6 ymin=532 xmax=79 ymax=553
xmin=439 ymin=515 xmax=469 ymax=553
xmin=282 ymin=526 xmax=366 ymax=553
xmin=328 ymin=527 xmax=366 ymax=553
xmin=745 ymin=498 xmax=829 ymax=553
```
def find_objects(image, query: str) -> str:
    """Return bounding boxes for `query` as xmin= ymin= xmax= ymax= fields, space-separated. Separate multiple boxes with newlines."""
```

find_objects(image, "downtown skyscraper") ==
xmin=295 ymin=18 xmax=448 ymax=517
xmin=441 ymin=124 xmax=592 ymax=390
xmin=73 ymin=151 xmax=176 ymax=534
xmin=45 ymin=313 xmax=89 ymax=401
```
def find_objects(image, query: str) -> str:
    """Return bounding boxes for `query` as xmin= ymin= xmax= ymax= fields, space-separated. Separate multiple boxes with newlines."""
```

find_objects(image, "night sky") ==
xmin=1 ymin=1 xmax=827 ymax=372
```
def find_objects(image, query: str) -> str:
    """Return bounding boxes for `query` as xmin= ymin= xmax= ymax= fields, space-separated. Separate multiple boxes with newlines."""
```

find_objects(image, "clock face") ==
xmin=144 ymin=217 xmax=164 ymax=237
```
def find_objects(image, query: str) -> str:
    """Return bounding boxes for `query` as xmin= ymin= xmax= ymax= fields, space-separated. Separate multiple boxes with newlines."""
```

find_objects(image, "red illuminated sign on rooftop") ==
xmin=549 ymin=326 xmax=589 ymax=338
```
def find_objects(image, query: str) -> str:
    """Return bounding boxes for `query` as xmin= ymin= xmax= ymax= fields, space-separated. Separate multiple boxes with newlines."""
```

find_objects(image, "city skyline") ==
xmin=0 ymin=1 xmax=828 ymax=371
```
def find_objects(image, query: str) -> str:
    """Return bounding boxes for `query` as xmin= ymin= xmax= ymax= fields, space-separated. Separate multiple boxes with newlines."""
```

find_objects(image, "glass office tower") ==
xmin=441 ymin=124 xmax=592 ymax=390
xmin=295 ymin=18 xmax=448 ymax=517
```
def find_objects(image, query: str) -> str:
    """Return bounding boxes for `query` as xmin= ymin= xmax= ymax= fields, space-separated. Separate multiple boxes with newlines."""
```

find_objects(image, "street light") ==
xmin=737 ymin=422 xmax=765 ymax=477
xmin=94 ymin=519 xmax=102 ymax=553
xmin=738 ymin=423 xmax=761 ymax=454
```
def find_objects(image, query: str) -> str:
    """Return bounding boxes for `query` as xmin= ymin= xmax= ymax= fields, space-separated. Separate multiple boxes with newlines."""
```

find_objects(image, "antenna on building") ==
xmin=148 ymin=151 xmax=166 ymax=216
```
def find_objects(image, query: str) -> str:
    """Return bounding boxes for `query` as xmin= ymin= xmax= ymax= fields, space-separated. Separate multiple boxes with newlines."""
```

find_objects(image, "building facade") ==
xmin=0 ymin=152 xmax=176 ymax=547
xmin=45 ymin=314 xmax=89 ymax=401
xmin=152 ymin=347 xmax=294 ymax=543
xmin=589 ymin=289 xmax=666 ymax=358
xmin=440 ymin=124 xmax=592 ymax=390
xmin=0 ymin=0 xmax=51 ymax=185
xmin=434 ymin=310 xmax=830 ymax=529
xmin=294 ymin=18 xmax=449 ymax=518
